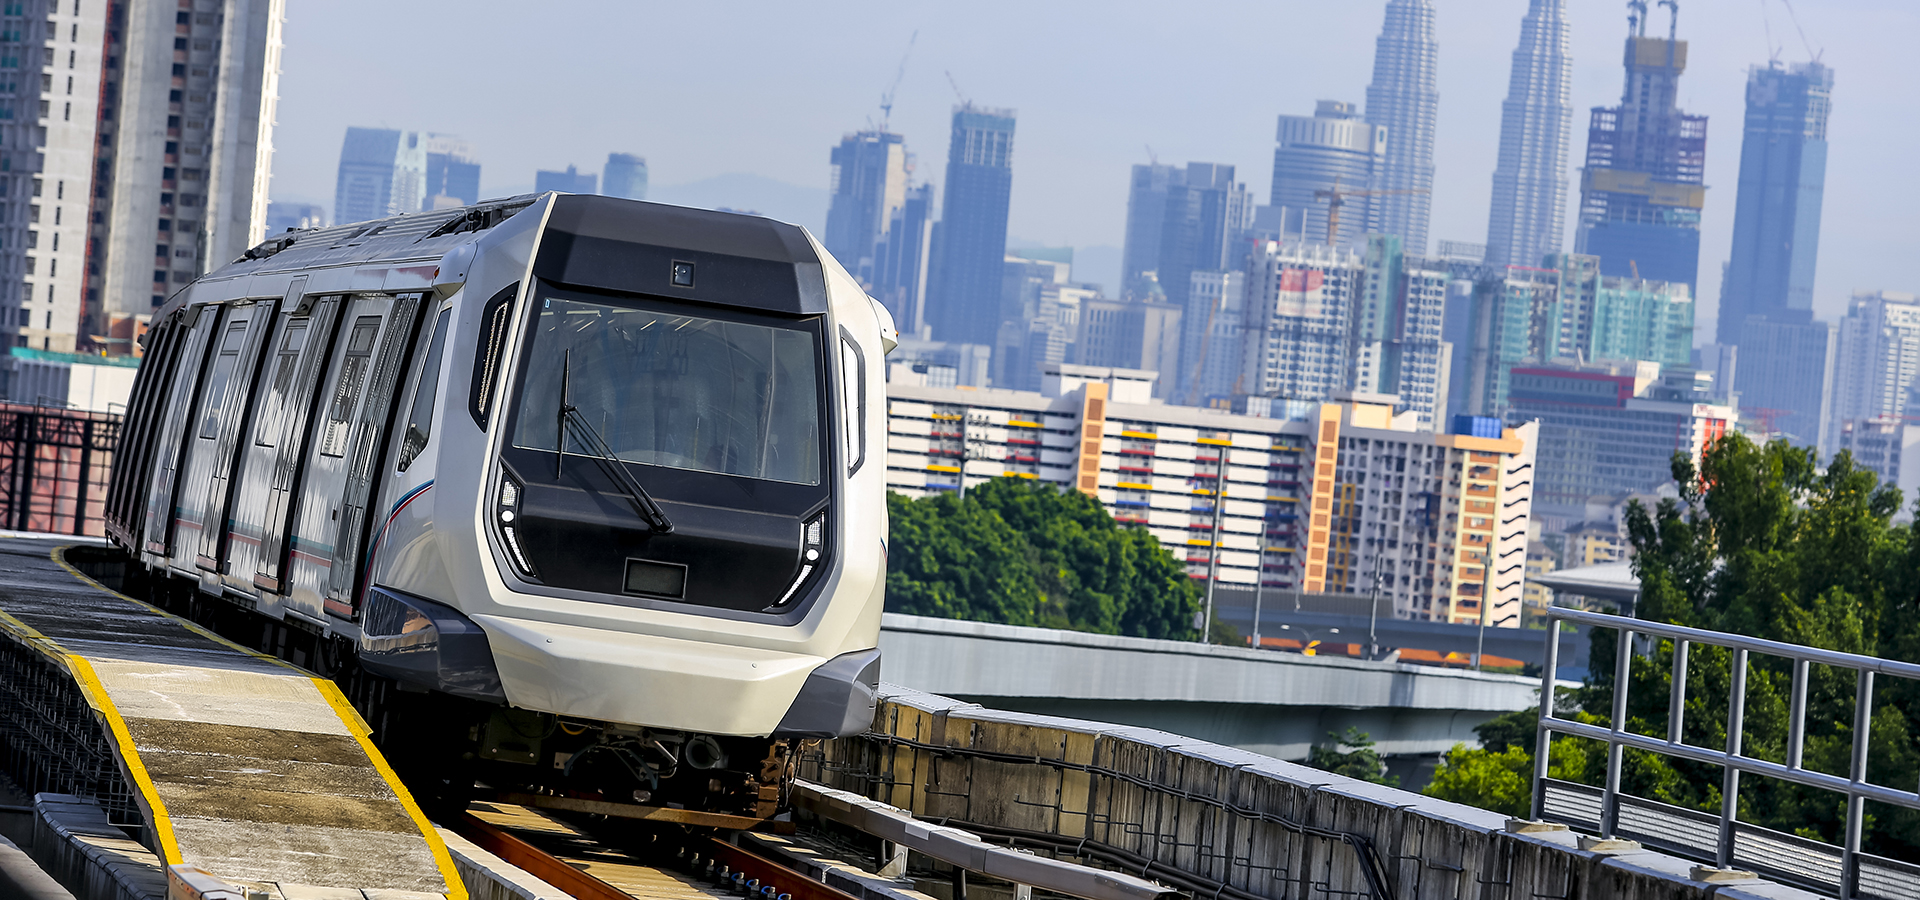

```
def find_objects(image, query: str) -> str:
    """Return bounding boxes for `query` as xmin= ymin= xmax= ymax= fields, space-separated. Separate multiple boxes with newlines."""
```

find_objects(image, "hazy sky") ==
xmin=272 ymin=0 xmax=1919 ymax=338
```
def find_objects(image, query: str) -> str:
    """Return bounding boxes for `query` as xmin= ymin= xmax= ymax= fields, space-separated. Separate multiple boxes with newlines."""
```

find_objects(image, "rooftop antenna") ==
xmin=1145 ymin=144 xmax=1158 ymax=165
xmin=877 ymin=30 xmax=917 ymax=131
xmin=1659 ymin=0 xmax=1679 ymax=41
xmin=1777 ymin=0 xmax=1820 ymax=61
xmin=944 ymin=70 xmax=970 ymax=108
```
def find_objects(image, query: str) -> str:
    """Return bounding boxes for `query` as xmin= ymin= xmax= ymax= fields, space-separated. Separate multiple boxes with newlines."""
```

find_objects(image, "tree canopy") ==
xmin=886 ymin=479 xmax=1203 ymax=639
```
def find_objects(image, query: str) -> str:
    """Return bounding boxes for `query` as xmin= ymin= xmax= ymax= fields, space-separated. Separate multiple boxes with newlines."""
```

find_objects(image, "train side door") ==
xmin=106 ymin=313 xmax=186 ymax=548
xmin=192 ymin=299 xmax=278 ymax=572
xmin=282 ymin=293 xmax=423 ymax=622
xmin=252 ymin=295 xmax=343 ymax=593
xmin=140 ymin=305 xmax=217 ymax=565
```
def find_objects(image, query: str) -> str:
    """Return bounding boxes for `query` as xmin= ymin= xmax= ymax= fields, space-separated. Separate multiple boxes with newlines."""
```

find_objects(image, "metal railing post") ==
xmin=1718 ymin=647 xmax=1748 ymax=868
xmin=1787 ymin=658 xmax=1809 ymax=770
xmin=1841 ymin=669 xmax=1873 ymax=900
xmin=1532 ymin=611 xmax=1561 ymax=821
xmin=1667 ymin=639 xmax=1688 ymax=743
xmin=1603 ymin=626 xmax=1633 ymax=839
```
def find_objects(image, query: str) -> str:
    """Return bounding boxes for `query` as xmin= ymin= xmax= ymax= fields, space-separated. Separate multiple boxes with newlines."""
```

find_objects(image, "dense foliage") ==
xmin=1307 ymin=728 xmax=1398 ymax=786
xmin=886 ymin=479 xmax=1203 ymax=639
xmin=1424 ymin=434 xmax=1920 ymax=858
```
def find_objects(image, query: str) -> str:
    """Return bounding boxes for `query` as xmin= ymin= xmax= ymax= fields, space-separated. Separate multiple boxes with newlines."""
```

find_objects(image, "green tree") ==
xmin=885 ymin=480 xmax=1203 ymax=639
xmin=1307 ymin=728 xmax=1398 ymax=786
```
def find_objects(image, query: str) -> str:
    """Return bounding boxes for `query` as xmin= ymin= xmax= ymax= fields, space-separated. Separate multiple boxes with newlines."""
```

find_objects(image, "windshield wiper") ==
xmin=557 ymin=350 xmax=675 ymax=534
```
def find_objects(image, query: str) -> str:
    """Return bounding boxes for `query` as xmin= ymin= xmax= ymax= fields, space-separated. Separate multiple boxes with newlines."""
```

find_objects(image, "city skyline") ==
xmin=268 ymin=0 xmax=1917 ymax=334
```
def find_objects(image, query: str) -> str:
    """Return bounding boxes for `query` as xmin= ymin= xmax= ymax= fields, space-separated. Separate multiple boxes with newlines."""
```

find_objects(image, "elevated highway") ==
xmin=878 ymin=614 xmax=1547 ymax=769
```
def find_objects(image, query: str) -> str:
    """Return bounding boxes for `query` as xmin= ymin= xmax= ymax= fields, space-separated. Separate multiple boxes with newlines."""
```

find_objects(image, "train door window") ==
xmin=839 ymin=331 xmax=865 ymax=475
xmin=197 ymin=320 xmax=248 ymax=439
xmin=254 ymin=320 xmax=308 ymax=448
xmin=320 ymin=317 xmax=379 ymax=457
xmin=398 ymin=306 xmax=452 ymax=472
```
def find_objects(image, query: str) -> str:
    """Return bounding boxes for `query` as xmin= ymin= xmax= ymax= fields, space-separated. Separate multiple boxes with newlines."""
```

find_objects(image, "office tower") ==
xmin=1829 ymin=291 xmax=1920 ymax=451
xmin=1364 ymin=0 xmax=1438 ymax=253
xmin=1356 ymin=235 xmax=1451 ymax=427
xmin=265 ymin=202 xmax=325 ymax=234
xmin=824 ymin=131 xmax=909 ymax=281
xmin=421 ymin=134 xmax=480 ymax=209
xmin=1238 ymin=241 xmax=1363 ymax=402
xmin=602 ymin=153 xmax=648 ymax=201
xmin=336 ymin=128 xmax=426 ymax=225
xmin=1118 ymin=162 xmax=1251 ymax=401
xmin=1484 ymin=0 xmax=1573 ymax=269
xmin=0 ymin=0 xmax=283 ymax=357
xmin=1077 ymin=296 xmax=1184 ymax=384
xmin=1271 ymin=102 xmax=1385 ymax=250
xmin=1508 ymin=361 xmax=1732 ymax=522
xmin=1718 ymin=61 xmax=1832 ymax=343
xmin=1575 ymin=10 xmax=1708 ymax=292
xmin=996 ymin=253 xmax=1099 ymax=392
xmin=871 ymin=183 xmax=934 ymax=335
xmin=1737 ymin=317 xmax=1835 ymax=450
xmin=925 ymin=105 xmax=1016 ymax=347
xmin=535 ymin=165 xmax=597 ymax=195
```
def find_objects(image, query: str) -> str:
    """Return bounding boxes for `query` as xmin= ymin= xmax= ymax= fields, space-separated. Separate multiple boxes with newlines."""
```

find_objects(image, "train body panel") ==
xmin=105 ymin=194 xmax=889 ymax=754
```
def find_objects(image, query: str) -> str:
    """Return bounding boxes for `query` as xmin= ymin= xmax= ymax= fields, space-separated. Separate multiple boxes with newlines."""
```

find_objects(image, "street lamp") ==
xmin=1275 ymin=624 xmax=1341 ymax=656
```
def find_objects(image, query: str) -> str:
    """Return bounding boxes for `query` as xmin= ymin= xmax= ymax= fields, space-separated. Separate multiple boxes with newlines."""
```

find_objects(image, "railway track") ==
xmin=449 ymin=800 xmax=863 ymax=900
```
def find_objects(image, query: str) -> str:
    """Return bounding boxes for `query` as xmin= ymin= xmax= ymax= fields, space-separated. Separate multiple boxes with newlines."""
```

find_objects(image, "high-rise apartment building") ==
xmin=1735 ymin=317 xmax=1835 ymax=450
xmin=1363 ymin=0 xmax=1438 ymax=254
xmin=1574 ymin=13 xmax=1708 ymax=292
xmin=883 ymin=378 xmax=1537 ymax=626
xmin=871 ymin=183 xmax=933 ymax=335
xmin=1075 ymin=297 xmax=1183 ymax=382
xmin=1719 ymin=62 xmax=1832 ymax=341
xmin=421 ymin=134 xmax=479 ymax=209
xmin=1829 ymin=291 xmax=1920 ymax=452
xmin=1484 ymin=0 xmax=1573 ymax=269
xmin=1355 ymin=235 xmax=1450 ymax=427
xmin=535 ymin=165 xmax=596 ymax=195
xmin=1237 ymin=241 xmax=1362 ymax=403
xmin=1118 ymin=161 xmax=1251 ymax=402
xmin=1270 ymin=102 xmax=1385 ymax=250
xmin=924 ymin=104 xmax=1015 ymax=348
xmin=602 ymin=153 xmax=648 ymax=201
xmin=0 ymin=0 xmax=283 ymax=358
xmin=823 ymin=130 xmax=908 ymax=281
xmin=335 ymin=128 xmax=425 ymax=226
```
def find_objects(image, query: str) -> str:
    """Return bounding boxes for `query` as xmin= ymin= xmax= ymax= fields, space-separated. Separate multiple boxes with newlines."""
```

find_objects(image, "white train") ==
xmin=104 ymin=193 xmax=894 ymax=815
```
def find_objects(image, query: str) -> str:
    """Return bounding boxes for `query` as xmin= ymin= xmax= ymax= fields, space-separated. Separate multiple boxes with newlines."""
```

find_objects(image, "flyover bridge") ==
xmin=0 ymin=533 xmax=1859 ymax=900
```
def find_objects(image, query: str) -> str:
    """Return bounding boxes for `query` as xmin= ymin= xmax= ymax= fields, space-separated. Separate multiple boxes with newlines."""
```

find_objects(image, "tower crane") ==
xmin=877 ymin=31 xmax=916 ymax=131
xmin=1312 ymin=175 xmax=1428 ymax=247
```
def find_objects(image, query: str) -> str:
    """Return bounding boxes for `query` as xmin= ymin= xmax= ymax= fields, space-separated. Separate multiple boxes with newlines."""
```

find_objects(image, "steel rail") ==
xmin=451 ymin=811 xmax=634 ymax=900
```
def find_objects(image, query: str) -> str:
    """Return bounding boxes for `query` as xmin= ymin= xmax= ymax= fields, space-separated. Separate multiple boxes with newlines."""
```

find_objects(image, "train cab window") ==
xmin=197 ymin=320 xmax=247 ymax=439
xmin=398 ymin=307 xmax=452 ymax=471
xmin=320 ymin=317 xmax=380 ymax=457
xmin=511 ymin=297 xmax=822 ymax=485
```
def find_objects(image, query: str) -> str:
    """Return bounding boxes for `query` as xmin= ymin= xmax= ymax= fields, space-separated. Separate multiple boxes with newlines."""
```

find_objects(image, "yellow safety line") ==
xmin=315 ymin=680 xmax=468 ymax=900
xmin=47 ymin=547 xmax=468 ymax=899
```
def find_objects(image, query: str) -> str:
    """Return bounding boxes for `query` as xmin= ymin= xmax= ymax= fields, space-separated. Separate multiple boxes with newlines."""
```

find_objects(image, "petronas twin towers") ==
xmin=1362 ymin=0 xmax=1574 ymax=268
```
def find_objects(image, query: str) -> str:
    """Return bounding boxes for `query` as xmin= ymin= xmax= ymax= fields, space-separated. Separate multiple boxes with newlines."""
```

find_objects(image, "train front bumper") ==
xmin=473 ymin=614 xmax=878 ymax=737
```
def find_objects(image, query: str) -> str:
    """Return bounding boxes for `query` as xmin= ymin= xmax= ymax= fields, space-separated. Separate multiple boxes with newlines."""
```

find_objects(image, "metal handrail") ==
xmin=1533 ymin=606 xmax=1920 ymax=900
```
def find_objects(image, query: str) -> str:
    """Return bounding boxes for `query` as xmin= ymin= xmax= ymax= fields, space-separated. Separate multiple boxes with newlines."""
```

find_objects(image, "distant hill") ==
xmin=649 ymin=173 xmax=828 ymax=235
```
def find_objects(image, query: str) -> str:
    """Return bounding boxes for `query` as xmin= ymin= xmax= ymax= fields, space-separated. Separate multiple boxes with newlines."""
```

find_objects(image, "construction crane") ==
xmin=876 ymin=31 xmax=916 ymax=131
xmin=1311 ymin=175 xmax=1428 ymax=247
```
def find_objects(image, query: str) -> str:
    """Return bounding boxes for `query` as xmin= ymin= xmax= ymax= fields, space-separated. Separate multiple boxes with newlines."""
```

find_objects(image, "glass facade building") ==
xmin=1484 ymin=0 xmax=1573 ymax=269
xmin=1363 ymin=0 xmax=1439 ymax=254
xmin=925 ymin=105 xmax=1016 ymax=348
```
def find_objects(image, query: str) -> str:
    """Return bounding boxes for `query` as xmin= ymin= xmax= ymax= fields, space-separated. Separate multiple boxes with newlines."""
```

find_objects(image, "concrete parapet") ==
xmin=29 ymin=794 xmax=164 ymax=900
xmin=813 ymin=686 xmax=1825 ymax=900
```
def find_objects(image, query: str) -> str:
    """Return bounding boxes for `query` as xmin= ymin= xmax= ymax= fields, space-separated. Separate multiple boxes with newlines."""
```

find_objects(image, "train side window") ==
xmin=398 ymin=307 xmax=452 ymax=471
xmin=839 ymin=330 xmax=865 ymax=475
xmin=197 ymin=321 xmax=248 ymax=439
xmin=253 ymin=320 xmax=308 ymax=448
xmin=320 ymin=317 xmax=380 ymax=457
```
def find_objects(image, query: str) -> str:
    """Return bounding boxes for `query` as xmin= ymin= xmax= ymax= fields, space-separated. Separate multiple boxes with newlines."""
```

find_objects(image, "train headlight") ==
xmin=497 ymin=473 xmax=536 ymax=577
xmin=774 ymin=510 xmax=827 ymax=607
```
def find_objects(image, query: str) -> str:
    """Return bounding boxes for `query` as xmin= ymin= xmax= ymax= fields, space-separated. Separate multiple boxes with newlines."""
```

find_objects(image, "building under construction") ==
xmin=1575 ymin=0 xmax=1708 ymax=293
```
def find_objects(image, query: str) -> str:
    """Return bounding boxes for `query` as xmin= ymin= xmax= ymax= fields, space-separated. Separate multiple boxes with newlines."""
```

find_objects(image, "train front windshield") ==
xmin=511 ymin=297 xmax=823 ymax=485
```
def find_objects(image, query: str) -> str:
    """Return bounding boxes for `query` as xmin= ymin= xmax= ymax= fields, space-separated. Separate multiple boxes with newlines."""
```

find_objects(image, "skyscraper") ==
xmin=871 ymin=183 xmax=933 ymax=335
xmin=1119 ymin=162 xmax=1252 ymax=401
xmin=824 ymin=131 xmax=909 ymax=281
xmin=1356 ymin=235 xmax=1451 ymax=427
xmin=603 ymin=153 xmax=649 ymax=201
xmin=1237 ymin=241 xmax=1363 ymax=402
xmin=1270 ymin=102 xmax=1386 ymax=250
xmin=422 ymin=134 xmax=480 ymax=209
xmin=1484 ymin=0 xmax=1573 ymax=269
xmin=335 ymin=128 xmax=427 ymax=225
xmin=924 ymin=105 xmax=1016 ymax=348
xmin=1 ymin=0 xmax=284 ymax=357
xmin=1574 ymin=9 xmax=1708 ymax=293
xmin=1718 ymin=61 xmax=1833 ymax=343
xmin=1364 ymin=0 xmax=1439 ymax=254
xmin=1829 ymin=291 xmax=1920 ymax=452
xmin=535 ymin=165 xmax=597 ymax=195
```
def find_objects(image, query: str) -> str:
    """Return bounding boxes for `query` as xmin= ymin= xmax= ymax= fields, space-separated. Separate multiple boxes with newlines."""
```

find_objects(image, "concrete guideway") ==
xmin=0 ymin=536 xmax=463 ymax=898
xmin=878 ymin=613 xmax=1549 ymax=761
